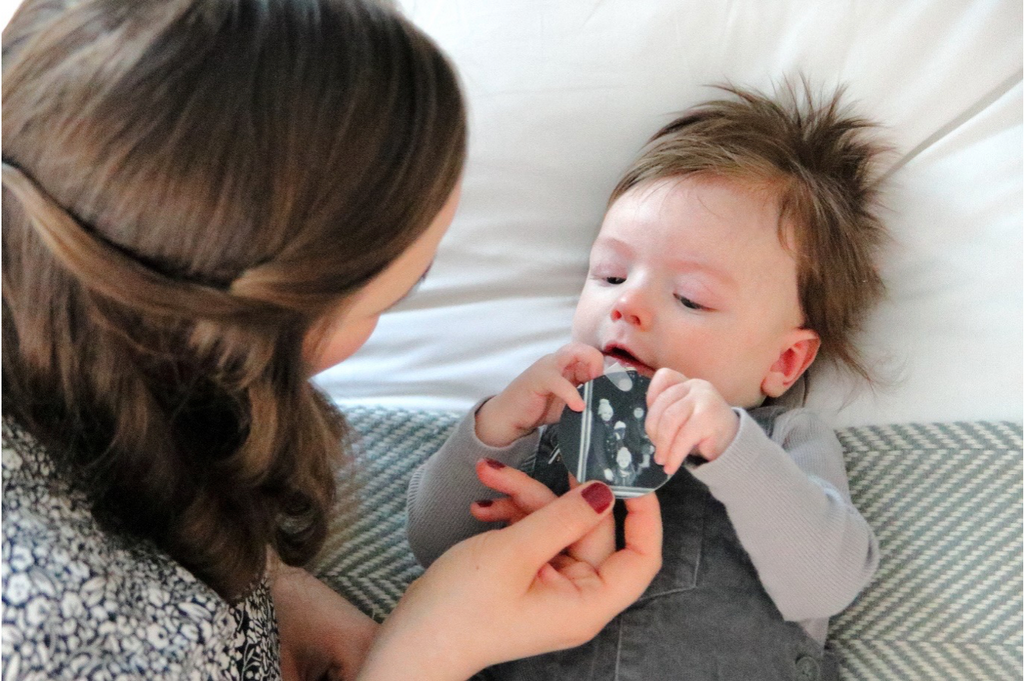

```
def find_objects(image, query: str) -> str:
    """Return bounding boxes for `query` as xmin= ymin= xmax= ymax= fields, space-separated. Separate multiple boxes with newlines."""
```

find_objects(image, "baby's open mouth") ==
xmin=603 ymin=346 xmax=655 ymax=377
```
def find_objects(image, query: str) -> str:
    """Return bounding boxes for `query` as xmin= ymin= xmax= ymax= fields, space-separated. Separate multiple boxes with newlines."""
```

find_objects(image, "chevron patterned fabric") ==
xmin=310 ymin=408 xmax=461 ymax=621
xmin=311 ymin=408 xmax=1023 ymax=680
xmin=831 ymin=422 xmax=1023 ymax=679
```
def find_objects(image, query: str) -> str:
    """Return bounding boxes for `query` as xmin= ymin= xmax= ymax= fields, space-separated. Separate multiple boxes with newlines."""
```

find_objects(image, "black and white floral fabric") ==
xmin=1 ymin=418 xmax=281 ymax=680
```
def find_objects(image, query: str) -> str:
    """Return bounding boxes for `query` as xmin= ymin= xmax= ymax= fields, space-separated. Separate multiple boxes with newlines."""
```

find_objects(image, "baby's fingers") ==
xmin=646 ymin=381 xmax=693 ymax=454
xmin=654 ymin=397 xmax=700 ymax=474
xmin=555 ymin=343 xmax=605 ymax=387
xmin=550 ymin=376 xmax=587 ymax=413
xmin=646 ymin=368 xmax=689 ymax=406
xmin=664 ymin=422 xmax=704 ymax=475
xmin=645 ymin=372 xmax=690 ymax=435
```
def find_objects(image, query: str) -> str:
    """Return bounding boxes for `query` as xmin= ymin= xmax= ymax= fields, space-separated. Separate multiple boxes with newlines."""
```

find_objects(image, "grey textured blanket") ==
xmin=311 ymin=408 xmax=1022 ymax=680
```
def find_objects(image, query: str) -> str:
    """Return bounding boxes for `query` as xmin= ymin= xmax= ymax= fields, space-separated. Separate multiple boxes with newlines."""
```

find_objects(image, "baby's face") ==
xmin=571 ymin=175 xmax=809 ymax=408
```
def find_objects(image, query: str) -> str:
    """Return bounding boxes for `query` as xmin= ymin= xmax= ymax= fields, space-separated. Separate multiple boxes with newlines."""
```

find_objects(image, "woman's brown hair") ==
xmin=2 ymin=0 xmax=466 ymax=600
xmin=610 ymin=80 xmax=889 ymax=383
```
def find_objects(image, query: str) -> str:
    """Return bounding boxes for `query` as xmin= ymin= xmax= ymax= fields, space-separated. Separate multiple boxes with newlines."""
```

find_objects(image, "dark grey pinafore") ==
xmin=485 ymin=407 xmax=839 ymax=681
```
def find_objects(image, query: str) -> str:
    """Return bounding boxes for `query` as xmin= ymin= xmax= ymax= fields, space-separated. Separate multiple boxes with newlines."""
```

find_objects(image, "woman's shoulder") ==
xmin=1 ymin=417 xmax=281 ymax=679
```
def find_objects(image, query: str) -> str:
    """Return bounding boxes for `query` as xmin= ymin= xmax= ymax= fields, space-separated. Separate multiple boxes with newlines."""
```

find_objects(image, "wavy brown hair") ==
xmin=610 ymin=80 xmax=889 ymax=383
xmin=2 ymin=0 xmax=466 ymax=600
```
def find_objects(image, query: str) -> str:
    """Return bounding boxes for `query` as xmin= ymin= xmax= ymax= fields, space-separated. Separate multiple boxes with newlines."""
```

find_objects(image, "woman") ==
xmin=1 ymin=0 xmax=662 ymax=678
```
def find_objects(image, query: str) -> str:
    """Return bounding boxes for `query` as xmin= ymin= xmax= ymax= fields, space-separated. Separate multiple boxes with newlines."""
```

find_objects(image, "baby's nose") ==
xmin=610 ymin=287 xmax=652 ymax=328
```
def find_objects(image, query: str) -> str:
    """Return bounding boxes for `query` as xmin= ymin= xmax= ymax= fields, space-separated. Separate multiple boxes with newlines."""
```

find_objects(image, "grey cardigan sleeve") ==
xmin=690 ymin=408 xmax=879 ymax=625
xmin=406 ymin=400 xmax=541 ymax=568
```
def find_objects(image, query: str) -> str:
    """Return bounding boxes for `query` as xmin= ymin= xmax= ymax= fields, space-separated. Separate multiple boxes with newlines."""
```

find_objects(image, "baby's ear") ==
xmin=761 ymin=329 xmax=820 ymax=398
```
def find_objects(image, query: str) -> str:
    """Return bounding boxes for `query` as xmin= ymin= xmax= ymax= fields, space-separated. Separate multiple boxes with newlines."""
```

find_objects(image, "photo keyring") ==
xmin=559 ymin=368 xmax=672 ymax=498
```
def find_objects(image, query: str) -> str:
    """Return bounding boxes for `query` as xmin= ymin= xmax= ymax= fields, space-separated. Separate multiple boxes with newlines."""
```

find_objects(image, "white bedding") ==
xmin=314 ymin=0 xmax=1023 ymax=429
xmin=4 ymin=0 xmax=1016 ymax=428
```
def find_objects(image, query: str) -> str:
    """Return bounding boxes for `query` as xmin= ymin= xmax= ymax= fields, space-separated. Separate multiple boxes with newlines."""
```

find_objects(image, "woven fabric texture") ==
xmin=311 ymin=408 xmax=1023 ymax=680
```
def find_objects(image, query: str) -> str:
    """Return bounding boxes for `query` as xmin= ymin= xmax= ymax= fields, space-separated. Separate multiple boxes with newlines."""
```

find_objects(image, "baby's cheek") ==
xmin=569 ymin=311 xmax=598 ymax=345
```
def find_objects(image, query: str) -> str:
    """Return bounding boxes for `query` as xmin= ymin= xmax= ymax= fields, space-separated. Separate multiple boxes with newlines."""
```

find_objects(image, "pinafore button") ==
xmin=795 ymin=655 xmax=820 ymax=680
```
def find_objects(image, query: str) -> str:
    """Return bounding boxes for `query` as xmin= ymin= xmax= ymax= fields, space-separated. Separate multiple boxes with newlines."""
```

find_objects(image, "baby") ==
xmin=407 ymin=81 xmax=885 ymax=680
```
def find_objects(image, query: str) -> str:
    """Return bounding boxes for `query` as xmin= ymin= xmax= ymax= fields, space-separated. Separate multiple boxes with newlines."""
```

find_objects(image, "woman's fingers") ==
xmin=595 ymin=492 xmax=663 ymax=601
xmin=526 ymin=492 xmax=662 ymax=628
xmin=371 ymin=481 xmax=663 ymax=677
xmin=475 ymin=458 xmax=559 ymax=512
xmin=471 ymin=497 xmax=526 ymax=525
xmin=476 ymin=459 xmax=615 ymax=566
xmin=499 ymin=481 xmax=615 ymax=572
xmin=622 ymin=493 xmax=663 ymax=555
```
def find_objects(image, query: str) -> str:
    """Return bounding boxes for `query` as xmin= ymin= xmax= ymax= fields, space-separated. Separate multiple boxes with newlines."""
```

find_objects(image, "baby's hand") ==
xmin=645 ymin=368 xmax=739 ymax=475
xmin=476 ymin=342 xmax=604 ymax=448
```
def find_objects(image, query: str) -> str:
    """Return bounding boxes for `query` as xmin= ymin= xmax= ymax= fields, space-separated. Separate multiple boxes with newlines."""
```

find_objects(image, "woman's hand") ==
xmin=271 ymin=557 xmax=379 ymax=681
xmin=475 ymin=343 xmax=604 ymax=448
xmin=357 ymin=480 xmax=662 ymax=681
xmin=469 ymin=458 xmax=619 ymax=568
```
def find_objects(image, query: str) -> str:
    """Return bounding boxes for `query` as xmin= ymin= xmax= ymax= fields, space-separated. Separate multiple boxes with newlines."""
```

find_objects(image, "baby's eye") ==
xmin=605 ymin=276 xmax=625 ymax=285
xmin=676 ymin=295 xmax=706 ymax=311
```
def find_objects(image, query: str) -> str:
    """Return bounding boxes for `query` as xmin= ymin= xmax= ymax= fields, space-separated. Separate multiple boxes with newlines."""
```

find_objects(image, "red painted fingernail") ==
xmin=483 ymin=458 xmax=506 ymax=470
xmin=475 ymin=499 xmax=494 ymax=507
xmin=581 ymin=483 xmax=613 ymax=513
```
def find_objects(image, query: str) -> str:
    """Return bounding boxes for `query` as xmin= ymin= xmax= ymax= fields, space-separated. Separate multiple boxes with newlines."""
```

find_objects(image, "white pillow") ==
xmin=314 ymin=0 xmax=1019 ymax=427
xmin=0 ymin=1 xmax=17 ymax=28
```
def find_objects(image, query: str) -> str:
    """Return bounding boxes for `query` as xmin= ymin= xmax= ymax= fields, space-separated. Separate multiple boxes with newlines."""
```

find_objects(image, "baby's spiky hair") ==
xmin=610 ymin=79 xmax=890 ymax=382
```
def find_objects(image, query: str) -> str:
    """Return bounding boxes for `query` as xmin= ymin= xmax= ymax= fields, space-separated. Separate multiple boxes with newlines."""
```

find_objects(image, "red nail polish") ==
xmin=582 ymin=483 xmax=613 ymax=513
xmin=483 ymin=458 xmax=507 ymax=470
xmin=475 ymin=499 xmax=494 ymax=507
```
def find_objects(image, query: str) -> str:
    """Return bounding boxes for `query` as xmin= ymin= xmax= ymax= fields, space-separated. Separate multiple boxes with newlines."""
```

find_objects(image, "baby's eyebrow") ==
xmin=667 ymin=257 xmax=736 ymax=288
xmin=592 ymin=236 xmax=634 ymax=256
xmin=598 ymin=236 xmax=734 ymax=288
xmin=592 ymin=234 xmax=737 ymax=293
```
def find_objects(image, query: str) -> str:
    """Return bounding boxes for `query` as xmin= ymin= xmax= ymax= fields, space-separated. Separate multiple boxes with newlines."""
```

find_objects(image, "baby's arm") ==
xmin=643 ymin=367 xmax=876 ymax=622
xmin=690 ymin=409 xmax=879 ymax=622
xmin=406 ymin=406 xmax=540 ymax=568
